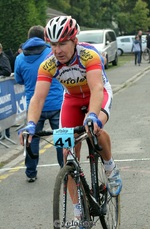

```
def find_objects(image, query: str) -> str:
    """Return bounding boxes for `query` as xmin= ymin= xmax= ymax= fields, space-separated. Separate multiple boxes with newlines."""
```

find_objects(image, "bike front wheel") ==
xmin=97 ymin=158 xmax=121 ymax=229
xmin=53 ymin=165 xmax=91 ymax=229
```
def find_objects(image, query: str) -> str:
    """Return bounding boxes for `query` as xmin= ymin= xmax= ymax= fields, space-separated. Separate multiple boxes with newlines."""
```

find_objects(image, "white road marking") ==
xmin=1 ymin=158 xmax=150 ymax=172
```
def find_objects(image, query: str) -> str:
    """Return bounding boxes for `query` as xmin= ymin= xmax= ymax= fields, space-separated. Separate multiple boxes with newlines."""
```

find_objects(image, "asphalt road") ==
xmin=1 ymin=60 xmax=150 ymax=229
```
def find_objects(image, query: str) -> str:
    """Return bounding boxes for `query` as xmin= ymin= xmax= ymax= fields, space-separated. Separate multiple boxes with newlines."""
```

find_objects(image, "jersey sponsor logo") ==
xmin=57 ymin=66 xmax=86 ymax=86
xmin=80 ymin=50 xmax=93 ymax=61
xmin=43 ymin=57 xmax=56 ymax=71
xmin=60 ymin=76 xmax=86 ymax=85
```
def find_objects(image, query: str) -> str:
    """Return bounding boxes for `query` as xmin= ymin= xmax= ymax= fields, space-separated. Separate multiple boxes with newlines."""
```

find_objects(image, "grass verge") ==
xmin=107 ymin=54 xmax=133 ymax=70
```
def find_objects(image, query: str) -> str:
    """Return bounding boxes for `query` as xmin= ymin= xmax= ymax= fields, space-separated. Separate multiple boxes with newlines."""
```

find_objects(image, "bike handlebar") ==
xmin=22 ymin=119 xmax=102 ymax=158
xmin=34 ymin=125 xmax=85 ymax=137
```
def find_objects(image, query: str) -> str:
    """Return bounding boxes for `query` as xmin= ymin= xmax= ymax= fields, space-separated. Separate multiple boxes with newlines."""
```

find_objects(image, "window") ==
xmin=108 ymin=31 xmax=116 ymax=42
xmin=120 ymin=38 xmax=130 ymax=43
xmin=77 ymin=32 xmax=104 ymax=44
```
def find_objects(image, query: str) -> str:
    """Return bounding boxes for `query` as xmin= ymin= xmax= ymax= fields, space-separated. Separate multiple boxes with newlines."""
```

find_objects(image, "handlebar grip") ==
xmin=74 ymin=126 xmax=85 ymax=134
xmin=87 ymin=118 xmax=102 ymax=151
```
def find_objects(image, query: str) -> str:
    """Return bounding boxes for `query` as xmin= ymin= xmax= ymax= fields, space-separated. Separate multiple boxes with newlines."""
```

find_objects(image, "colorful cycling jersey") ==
xmin=37 ymin=42 xmax=111 ymax=98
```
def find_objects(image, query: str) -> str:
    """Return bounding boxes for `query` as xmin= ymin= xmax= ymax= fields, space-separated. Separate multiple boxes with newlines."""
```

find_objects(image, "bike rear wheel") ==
xmin=97 ymin=158 xmax=121 ymax=229
xmin=53 ymin=165 xmax=91 ymax=229
xmin=143 ymin=48 xmax=150 ymax=61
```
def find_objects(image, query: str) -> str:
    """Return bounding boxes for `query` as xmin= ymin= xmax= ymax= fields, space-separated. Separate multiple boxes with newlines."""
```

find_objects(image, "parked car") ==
xmin=77 ymin=29 xmax=118 ymax=69
xmin=117 ymin=35 xmax=147 ymax=56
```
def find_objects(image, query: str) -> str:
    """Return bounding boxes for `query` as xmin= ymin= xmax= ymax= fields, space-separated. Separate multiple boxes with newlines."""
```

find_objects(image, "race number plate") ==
xmin=53 ymin=128 xmax=74 ymax=148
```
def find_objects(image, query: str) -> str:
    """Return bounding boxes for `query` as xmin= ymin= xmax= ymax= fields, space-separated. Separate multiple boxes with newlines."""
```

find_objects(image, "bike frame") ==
xmin=64 ymin=132 xmax=107 ymax=218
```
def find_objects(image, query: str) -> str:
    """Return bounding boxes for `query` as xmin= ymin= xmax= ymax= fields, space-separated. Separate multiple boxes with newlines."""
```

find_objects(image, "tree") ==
xmin=131 ymin=0 xmax=149 ymax=32
xmin=114 ymin=0 xmax=150 ymax=35
xmin=0 ymin=0 xmax=48 ymax=53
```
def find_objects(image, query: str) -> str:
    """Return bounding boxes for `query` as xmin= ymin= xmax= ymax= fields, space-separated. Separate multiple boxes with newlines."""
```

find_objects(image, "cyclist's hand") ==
xmin=18 ymin=121 xmax=36 ymax=145
xmin=84 ymin=112 xmax=103 ymax=135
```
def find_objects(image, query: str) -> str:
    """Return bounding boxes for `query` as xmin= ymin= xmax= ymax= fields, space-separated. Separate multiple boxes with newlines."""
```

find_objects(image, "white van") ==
xmin=77 ymin=29 xmax=118 ymax=69
xmin=117 ymin=35 xmax=147 ymax=56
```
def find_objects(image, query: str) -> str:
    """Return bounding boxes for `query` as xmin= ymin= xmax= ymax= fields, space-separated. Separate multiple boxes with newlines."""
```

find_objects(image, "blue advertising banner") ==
xmin=13 ymin=82 xmax=26 ymax=122
xmin=0 ymin=77 xmax=26 ymax=131
xmin=0 ymin=79 xmax=16 ymax=120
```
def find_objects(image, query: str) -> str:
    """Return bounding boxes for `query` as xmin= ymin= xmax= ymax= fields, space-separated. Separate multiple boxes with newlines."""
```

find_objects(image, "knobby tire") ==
xmin=143 ymin=48 xmax=150 ymax=61
xmin=53 ymin=165 xmax=91 ymax=229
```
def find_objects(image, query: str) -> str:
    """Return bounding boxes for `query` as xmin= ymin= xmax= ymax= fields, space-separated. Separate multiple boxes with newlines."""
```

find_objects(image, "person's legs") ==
xmin=148 ymin=49 xmax=150 ymax=63
xmin=25 ymin=114 xmax=45 ymax=181
xmin=137 ymin=51 xmax=140 ymax=65
xmin=135 ymin=52 xmax=137 ymax=65
xmin=48 ymin=110 xmax=64 ymax=167
xmin=140 ymin=50 xmax=142 ymax=63
xmin=5 ymin=128 xmax=10 ymax=138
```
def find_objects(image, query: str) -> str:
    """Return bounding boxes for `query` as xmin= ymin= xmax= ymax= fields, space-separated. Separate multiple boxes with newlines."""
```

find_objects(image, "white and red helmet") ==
xmin=45 ymin=16 xmax=80 ymax=42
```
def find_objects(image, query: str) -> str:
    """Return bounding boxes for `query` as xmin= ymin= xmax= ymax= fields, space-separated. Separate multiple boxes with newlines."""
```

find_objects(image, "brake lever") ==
xmin=22 ymin=131 xmax=38 ymax=159
xmin=87 ymin=119 xmax=102 ymax=151
xmin=22 ymin=131 xmax=29 ymax=157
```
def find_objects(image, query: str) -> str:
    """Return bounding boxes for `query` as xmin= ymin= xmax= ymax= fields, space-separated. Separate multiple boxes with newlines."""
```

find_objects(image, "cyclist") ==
xmin=18 ymin=15 xmax=122 ymax=221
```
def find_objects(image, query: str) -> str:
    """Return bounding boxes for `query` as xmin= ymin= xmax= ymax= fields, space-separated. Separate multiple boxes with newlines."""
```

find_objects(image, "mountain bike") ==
xmin=143 ymin=47 xmax=150 ymax=62
xmin=23 ymin=120 xmax=120 ymax=229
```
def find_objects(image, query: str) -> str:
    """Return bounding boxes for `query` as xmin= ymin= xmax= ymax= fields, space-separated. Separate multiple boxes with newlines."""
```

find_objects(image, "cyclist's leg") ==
xmin=60 ymin=94 xmax=86 ymax=163
xmin=97 ymin=88 xmax=112 ymax=161
xmin=97 ymin=88 xmax=122 ymax=196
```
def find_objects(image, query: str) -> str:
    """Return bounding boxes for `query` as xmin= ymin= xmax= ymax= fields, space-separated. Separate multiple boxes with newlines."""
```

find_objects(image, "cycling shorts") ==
xmin=60 ymin=88 xmax=113 ymax=128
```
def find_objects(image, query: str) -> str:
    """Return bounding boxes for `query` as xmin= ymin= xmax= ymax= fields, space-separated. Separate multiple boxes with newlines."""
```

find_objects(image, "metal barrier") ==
xmin=0 ymin=75 xmax=26 ymax=148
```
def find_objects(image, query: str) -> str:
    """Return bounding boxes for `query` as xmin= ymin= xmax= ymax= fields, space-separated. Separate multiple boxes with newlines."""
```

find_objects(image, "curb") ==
xmin=113 ymin=66 xmax=150 ymax=94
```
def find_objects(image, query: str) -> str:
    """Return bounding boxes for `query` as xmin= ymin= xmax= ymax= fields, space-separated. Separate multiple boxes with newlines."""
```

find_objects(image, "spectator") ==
xmin=4 ymin=44 xmax=23 ymax=73
xmin=0 ymin=43 xmax=12 ymax=138
xmin=14 ymin=25 xmax=64 ymax=182
xmin=14 ymin=43 xmax=23 ymax=58
xmin=131 ymin=35 xmax=141 ymax=66
xmin=137 ymin=30 xmax=142 ymax=63
xmin=9 ymin=43 xmax=24 ymax=72
xmin=4 ymin=48 xmax=15 ymax=73
xmin=0 ymin=43 xmax=12 ymax=76
xmin=146 ymin=31 xmax=150 ymax=63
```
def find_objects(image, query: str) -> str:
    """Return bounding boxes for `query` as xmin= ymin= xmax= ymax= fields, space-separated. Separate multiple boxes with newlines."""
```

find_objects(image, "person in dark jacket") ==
xmin=14 ymin=25 xmax=64 ymax=182
xmin=0 ymin=43 xmax=12 ymax=138
xmin=146 ymin=31 xmax=150 ymax=63
xmin=0 ymin=43 xmax=12 ymax=76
